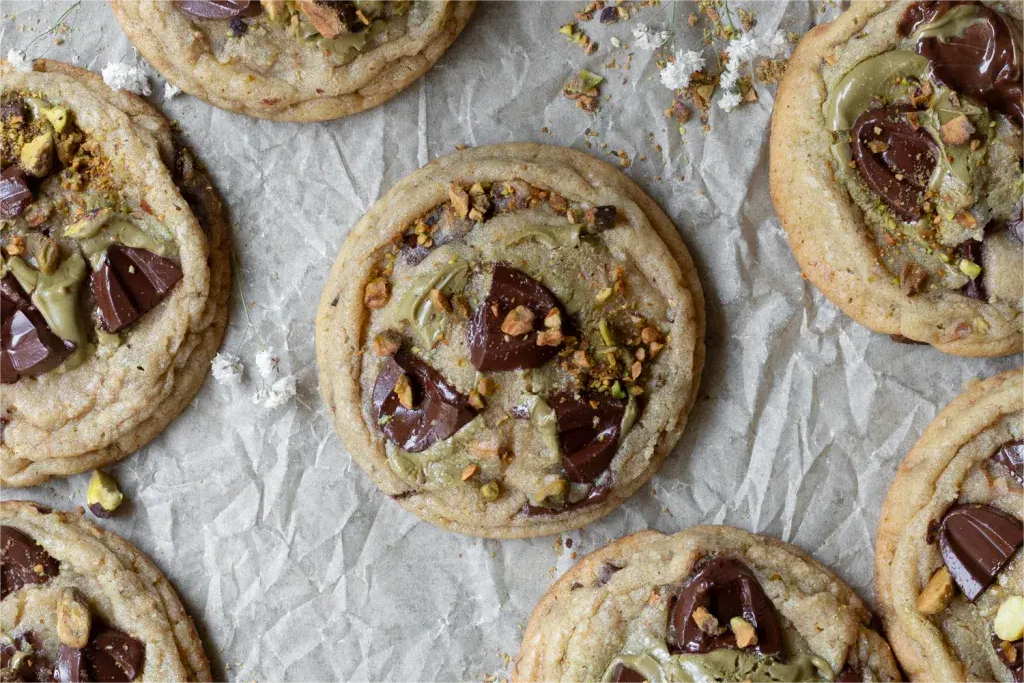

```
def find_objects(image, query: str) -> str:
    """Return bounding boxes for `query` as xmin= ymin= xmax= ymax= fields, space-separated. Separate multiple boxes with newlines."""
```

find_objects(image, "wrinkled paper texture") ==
xmin=1 ymin=1 xmax=1019 ymax=680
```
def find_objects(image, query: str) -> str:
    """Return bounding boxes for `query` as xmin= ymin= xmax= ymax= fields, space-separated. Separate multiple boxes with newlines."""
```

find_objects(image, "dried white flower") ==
xmin=254 ymin=349 xmax=279 ymax=378
xmin=660 ymin=49 xmax=705 ymax=90
xmin=101 ymin=63 xmax=151 ymax=96
xmin=632 ymin=24 xmax=669 ymax=51
xmin=725 ymin=33 xmax=759 ymax=72
xmin=163 ymin=81 xmax=181 ymax=99
xmin=763 ymin=30 xmax=789 ymax=59
xmin=7 ymin=49 xmax=33 ymax=73
xmin=718 ymin=90 xmax=743 ymax=112
xmin=719 ymin=68 xmax=740 ymax=92
xmin=610 ymin=36 xmax=622 ymax=48
xmin=262 ymin=375 xmax=297 ymax=409
xmin=211 ymin=353 xmax=243 ymax=385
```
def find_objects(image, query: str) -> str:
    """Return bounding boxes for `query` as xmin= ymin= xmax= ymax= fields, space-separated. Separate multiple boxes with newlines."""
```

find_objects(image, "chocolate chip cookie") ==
xmin=316 ymin=143 xmax=705 ymax=538
xmin=876 ymin=368 xmax=1023 ymax=681
xmin=513 ymin=526 xmax=901 ymax=682
xmin=1 ymin=500 xmax=211 ymax=682
xmin=1 ymin=60 xmax=230 ymax=486
xmin=110 ymin=1 xmax=475 ymax=122
xmin=770 ymin=1 xmax=1023 ymax=356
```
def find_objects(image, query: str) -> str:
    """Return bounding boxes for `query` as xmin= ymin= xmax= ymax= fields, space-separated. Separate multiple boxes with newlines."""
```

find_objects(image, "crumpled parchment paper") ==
xmin=2 ymin=1 xmax=1019 ymax=680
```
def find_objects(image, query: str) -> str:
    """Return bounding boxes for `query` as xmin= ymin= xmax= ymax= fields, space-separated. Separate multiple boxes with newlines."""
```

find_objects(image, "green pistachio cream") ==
xmin=602 ymin=649 xmax=834 ymax=683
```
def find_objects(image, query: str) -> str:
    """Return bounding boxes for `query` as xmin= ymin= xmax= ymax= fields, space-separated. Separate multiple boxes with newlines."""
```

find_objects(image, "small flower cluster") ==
xmin=717 ymin=29 xmax=787 ymax=112
xmin=7 ymin=49 xmax=33 ymax=73
xmin=100 ymin=62 xmax=151 ymax=96
xmin=210 ymin=349 xmax=297 ymax=410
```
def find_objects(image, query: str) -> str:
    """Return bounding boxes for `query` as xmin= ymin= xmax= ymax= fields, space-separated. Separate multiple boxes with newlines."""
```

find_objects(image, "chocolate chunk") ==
xmin=889 ymin=334 xmax=928 ymax=345
xmin=468 ymin=265 xmax=566 ymax=372
xmin=938 ymin=504 xmax=1023 ymax=601
xmin=1 ymin=526 xmax=60 ymax=599
xmin=851 ymin=108 xmax=938 ymax=222
xmin=836 ymin=665 xmax=863 ymax=682
xmin=551 ymin=392 xmax=627 ymax=483
xmin=993 ymin=632 xmax=1023 ymax=683
xmin=597 ymin=562 xmax=623 ymax=585
xmin=372 ymin=349 xmax=476 ymax=453
xmin=522 ymin=484 xmax=611 ymax=516
xmin=667 ymin=557 xmax=782 ymax=657
xmin=55 ymin=645 xmax=87 ymax=683
xmin=959 ymin=239 xmax=986 ymax=301
xmin=2 ymin=274 xmax=75 ymax=384
xmin=91 ymin=246 xmax=183 ymax=333
xmin=589 ymin=205 xmax=617 ymax=231
xmin=0 ymin=97 xmax=25 ymax=122
xmin=83 ymin=623 xmax=144 ymax=683
xmin=229 ymin=17 xmax=248 ymax=36
xmin=900 ymin=2 xmax=1023 ymax=127
xmin=993 ymin=440 xmax=1024 ymax=485
xmin=0 ymin=166 xmax=33 ymax=220
xmin=611 ymin=664 xmax=646 ymax=682
xmin=2 ymin=632 xmax=53 ymax=683
xmin=175 ymin=0 xmax=252 ymax=19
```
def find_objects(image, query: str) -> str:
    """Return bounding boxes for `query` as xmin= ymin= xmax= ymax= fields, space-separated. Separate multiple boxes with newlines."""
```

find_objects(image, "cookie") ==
xmin=769 ymin=1 xmax=1023 ymax=356
xmin=1 ymin=500 xmax=211 ymax=682
xmin=512 ymin=525 xmax=902 ymax=682
xmin=875 ymin=369 xmax=1023 ymax=682
xmin=110 ymin=0 xmax=475 ymax=122
xmin=316 ymin=143 xmax=705 ymax=538
xmin=0 ymin=60 xmax=230 ymax=487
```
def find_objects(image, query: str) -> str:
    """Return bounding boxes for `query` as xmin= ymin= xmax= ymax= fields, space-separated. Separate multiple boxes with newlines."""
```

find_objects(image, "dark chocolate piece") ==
xmin=992 ymin=632 xmax=1023 ymax=683
xmin=900 ymin=2 xmax=1023 ymax=127
xmin=2 ymin=274 xmax=76 ymax=384
xmin=175 ymin=0 xmax=252 ymax=20
xmin=522 ymin=484 xmax=611 ymax=516
xmin=836 ymin=665 xmax=863 ymax=682
xmin=1 ymin=525 xmax=60 ymax=599
xmin=552 ymin=392 xmax=627 ymax=484
xmin=667 ymin=557 xmax=782 ymax=657
xmin=612 ymin=663 xmax=646 ymax=682
xmin=2 ymin=631 xmax=54 ymax=682
xmin=589 ymin=205 xmax=617 ymax=231
xmin=83 ymin=623 xmax=145 ymax=683
xmin=0 ymin=97 xmax=25 ymax=122
xmin=55 ymin=645 xmax=87 ymax=683
xmin=959 ymin=239 xmax=986 ymax=301
xmin=851 ymin=108 xmax=938 ymax=222
xmin=889 ymin=334 xmax=928 ymax=345
xmin=597 ymin=562 xmax=624 ymax=585
xmin=468 ymin=264 xmax=566 ymax=372
xmin=371 ymin=349 xmax=476 ymax=453
xmin=993 ymin=440 xmax=1024 ymax=486
xmin=938 ymin=504 xmax=1022 ymax=601
xmin=1 ymin=166 xmax=33 ymax=220
xmin=91 ymin=245 xmax=183 ymax=333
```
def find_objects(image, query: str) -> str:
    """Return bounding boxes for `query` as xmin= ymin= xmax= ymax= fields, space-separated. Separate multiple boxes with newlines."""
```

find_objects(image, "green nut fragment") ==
xmin=480 ymin=480 xmax=501 ymax=502
xmin=599 ymin=318 xmax=617 ymax=347
xmin=959 ymin=259 xmax=982 ymax=278
xmin=19 ymin=132 xmax=54 ymax=178
xmin=44 ymin=107 xmax=69 ymax=133
xmin=34 ymin=239 xmax=60 ymax=275
xmin=63 ymin=208 xmax=113 ymax=239
xmin=86 ymin=470 xmax=123 ymax=518
xmin=531 ymin=478 xmax=569 ymax=508
xmin=610 ymin=381 xmax=626 ymax=400
xmin=57 ymin=588 xmax=91 ymax=649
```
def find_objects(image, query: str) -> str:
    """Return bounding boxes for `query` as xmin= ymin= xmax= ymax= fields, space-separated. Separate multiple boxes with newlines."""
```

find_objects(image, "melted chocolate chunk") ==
xmin=175 ymin=0 xmax=252 ymax=19
xmin=959 ymin=239 xmax=986 ymax=300
xmin=551 ymin=392 xmax=627 ymax=484
xmin=612 ymin=664 xmax=646 ymax=683
xmin=2 ymin=632 xmax=54 ymax=683
xmin=993 ymin=440 xmax=1024 ymax=486
xmin=900 ymin=2 xmax=1023 ymax=126
xmin=2 ymin=274 xmax=75 ymax=384
xmin=468 ymin=265 xmax=566 ymax=372
xmin=1 ymin=526 xmax=59 ymax=599
xmin=1 ymin=167 xmax=33 ymax=220
xmin=667 ymin=557 xmax=782 ymax=657
xmin=91 ymin=245 xmax=183 ymax=333
xmin=851 ymin=108 xmax=938 ymax=222
xmin=55 ymin=645 xmax=87 ymax=683
xmin=371 ymin=349 xmax=476 ymax=453
xmin=590 ymin=206 xmax=618 ymax=231
xmin=836 ymin=665 xmax=863 ymax=682
xmin=82 ymin=623 xmax=144 ymax=683
xmin=522 ymin=484 xmax=611 ymax=516
xmin=993 ymin=632 xmax=1024 ymax=683
xmin=938 ymin=504 xmax=1023 ymax=601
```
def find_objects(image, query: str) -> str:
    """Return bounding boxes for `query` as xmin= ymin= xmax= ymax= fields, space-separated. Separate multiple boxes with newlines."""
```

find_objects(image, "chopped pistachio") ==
xmin=394 ymin=373 xmax=415 ymax=409
xmin=595 ymin=287 xmax=613 ymax=303
xmin=461 ymin=463 xmax=479 ymax=481
xmin=480 ymin=480 xmax=501 ymax=502
xmin=599 ymin=318 xmax=617 ymax=347
xmin=86 ymin=470 xmax=123 ymax=518
xmin=959 ymin=259 xmax=982 ymax=278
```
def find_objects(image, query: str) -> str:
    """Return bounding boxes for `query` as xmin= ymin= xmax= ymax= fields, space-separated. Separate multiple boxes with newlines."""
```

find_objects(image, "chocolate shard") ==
xmin=938 ymin=504 xmax=1023 ymax=601
xmin=2 ymin=274 xmax=76 ymax=384
xmin=522 ymin=484 xmax=611 ymax=517
xmin=552 ymin=392 xmax=627 ymax=484
xmin=597 ymin=562 xmax=624 ymax=586
xmin=175 ymin=0 xmax=252 ymax=19
xmin=667 ymin=557 xmax=782 ymax=657
xmin=1 ymin=166 xmax=33 ymax=220
xmin=612 ymin=663 xmax=646 ymax=683
xmin=589 ymin=205 xmax=618 ymax=231
xmin=468 ymin=264 xmax=566 ymax=372
xmin=371 ymin=349 xmax=477 ymax=453
xmin=83 ymin=623 xmax=145 ymax=683
xmin=850 ymin=108 xmax=938 ymax=222
xmin=55 ymin=644 xmax=87 ymax=683
xmin=992 ymin=632 xmax=1023 ymax=683
xmin=1 ymin=631 xmax=54 ymax=682
xmin=959 ymin=239 xmax=986 ymax=301
xmin=1 ymin=525 xmax=60 ymax=599
xmin=993 ymin=440 xmax=1024 ymax=486
xmin=92 ymin=245 xmax=183 ymax=333
xmin=900 ymin=2 xmax=1022 ymax=127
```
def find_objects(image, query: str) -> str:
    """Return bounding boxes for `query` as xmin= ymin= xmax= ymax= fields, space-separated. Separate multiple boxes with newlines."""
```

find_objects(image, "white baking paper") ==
xmin=2 ymin=1 xmax=1019 ymax=681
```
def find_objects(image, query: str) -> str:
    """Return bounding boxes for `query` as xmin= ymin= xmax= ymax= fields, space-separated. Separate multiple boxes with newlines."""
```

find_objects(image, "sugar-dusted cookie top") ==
xmin=316 ymin=143 xmax=705 ymax=538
